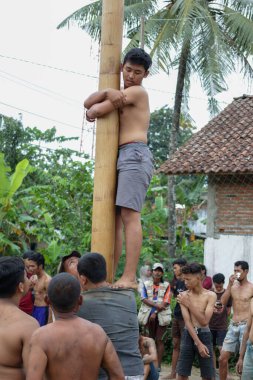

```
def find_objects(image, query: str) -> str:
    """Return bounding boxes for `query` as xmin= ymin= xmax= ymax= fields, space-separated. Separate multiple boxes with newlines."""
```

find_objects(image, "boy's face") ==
xmin=28 ymin=260 xmax=40 ymax=275
xmin=122 ymin=61 xmax=148 ymax=88
xmin=214 ymin=282 xmax=224 ymax=293
xmin=183 ymin=273 xmax=201 ymax=290
xmin=173 ymin=264 xmax=182 ymax=278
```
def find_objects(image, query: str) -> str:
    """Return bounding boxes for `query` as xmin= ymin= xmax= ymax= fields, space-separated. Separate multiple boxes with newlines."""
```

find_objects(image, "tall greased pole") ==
xmin=91 ymin=0 xmax=124 ymax=282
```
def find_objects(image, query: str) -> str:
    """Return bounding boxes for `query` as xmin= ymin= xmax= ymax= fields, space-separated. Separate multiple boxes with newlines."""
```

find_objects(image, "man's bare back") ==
xmin=27 ymin=272 xmax=124 ymax=380
xmin=27 ymin=317 xmax=123 ymax=380
xmin=0 ymin=286 xmax=39 ymax=380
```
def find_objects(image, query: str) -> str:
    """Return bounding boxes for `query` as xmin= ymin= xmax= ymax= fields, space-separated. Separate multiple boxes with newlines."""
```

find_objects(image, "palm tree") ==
xmin=58 ymin=0 xmax=253 ymax=257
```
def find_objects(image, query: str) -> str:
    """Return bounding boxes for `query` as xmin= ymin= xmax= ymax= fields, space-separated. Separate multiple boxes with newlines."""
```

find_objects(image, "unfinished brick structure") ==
xmin=158 ymin=95 xmax=253 ymax=282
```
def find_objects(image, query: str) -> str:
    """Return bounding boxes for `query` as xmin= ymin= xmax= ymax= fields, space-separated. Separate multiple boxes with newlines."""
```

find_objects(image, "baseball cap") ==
xmin=57 ymin=251 xmax=81 ymax=273
xmin=152 ymin=263 xmax=164 ymax=271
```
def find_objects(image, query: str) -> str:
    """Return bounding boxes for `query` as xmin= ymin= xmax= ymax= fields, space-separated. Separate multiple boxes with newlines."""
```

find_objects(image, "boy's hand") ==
xmin=86 ymin=110 xmax=96 ymax=123
xmin=236 ymin=358 xmax=243 ymax=375
xmin=196 ymin=342 xmax=210 ymax=358
xmin=106 ymin=89 xmax=126 ymax=108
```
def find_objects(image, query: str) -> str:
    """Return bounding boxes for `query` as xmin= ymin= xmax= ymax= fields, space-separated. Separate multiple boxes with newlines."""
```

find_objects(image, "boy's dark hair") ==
xmin=172 ymin=258 xmax=187 ymax=267
xmin=23 ymin=250 xmax=35 ymax=260
xmin=0 ymin=257 xmax=25 ymax=298
xmin=182 ymin=262 xmax=202 ymax=275
xmin=29 ymin=252 xmax=45 ymax=269
xmin=77 ymin=252 xmax=107 ymax=283
xmin=234 ymin=261 xmax=249 ymax=271
xmin=123 ymin=48 xmax=152 ymax=71
xmin=213 ymin=273 xmax=225 ymax=284
xmin=200 ymin=264 xmax=207 ymax=275
xmin=48 ymin=273 xmax=80 ymax=313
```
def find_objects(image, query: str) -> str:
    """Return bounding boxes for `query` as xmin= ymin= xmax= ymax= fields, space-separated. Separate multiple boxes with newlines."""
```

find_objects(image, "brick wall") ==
xmin=213 ymin=175 xmax=253 ymax=235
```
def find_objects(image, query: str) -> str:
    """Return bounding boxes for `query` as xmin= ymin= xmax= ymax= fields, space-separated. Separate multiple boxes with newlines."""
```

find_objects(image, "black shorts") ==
xmin=210 ymin=329 xmax=227 ymax=347
xmin=176 ymin=328 xmax=214 ymax=379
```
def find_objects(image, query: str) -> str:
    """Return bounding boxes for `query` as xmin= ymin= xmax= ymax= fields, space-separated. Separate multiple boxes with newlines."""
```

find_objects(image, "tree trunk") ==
xmin=167 ymin=39 xmax=191 ymax=258
xmin=91 ymin=0 xmax=124 ymax=282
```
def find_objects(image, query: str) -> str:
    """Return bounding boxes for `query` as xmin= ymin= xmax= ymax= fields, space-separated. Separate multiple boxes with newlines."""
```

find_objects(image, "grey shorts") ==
xmin=222 ymin=321 xmax=247 ymax=353
xmin=116 ymin=142 xmax=154 ymax=212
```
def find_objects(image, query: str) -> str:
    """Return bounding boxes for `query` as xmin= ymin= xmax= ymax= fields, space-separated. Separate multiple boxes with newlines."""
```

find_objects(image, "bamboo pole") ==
xmin=91 ymin=0 xmax=124 ymax=282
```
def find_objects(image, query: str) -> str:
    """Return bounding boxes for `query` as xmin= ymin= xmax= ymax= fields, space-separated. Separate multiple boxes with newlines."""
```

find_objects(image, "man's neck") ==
xmin=239 ymin=277 xmax=248 ymax=286
xmin=54 ymin=311 xmax=78 ymax=320
xmin=0 ymin=297 xmax=19 ymax=307
xmin=191 ymin=284 xmax=204 ymax=295
xmin=37 ymin=269 xmax=45 ymax=279
xmin=84 ymin=281 xmax=108 ymax=290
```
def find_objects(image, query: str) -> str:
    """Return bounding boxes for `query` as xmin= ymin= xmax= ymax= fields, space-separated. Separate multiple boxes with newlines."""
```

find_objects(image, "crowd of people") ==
xmin=138 ymin=259 xmax=253 ymax=380
xmin=1 ymin=249 xmax=253 ymax=380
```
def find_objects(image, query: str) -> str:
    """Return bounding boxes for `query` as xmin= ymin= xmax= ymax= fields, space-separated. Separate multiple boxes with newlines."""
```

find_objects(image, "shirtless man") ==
xmin=28 ymin=252 xmax=51 ymax=326
xmin=219 ymin=260 xmax=253 ymax=380
xmin=236 ymin=297 xmax=253 ymax=379
xmin=0 ymin=256 xmax=39 ymax=380
xmin=139 ymin=333 xmax=159 ymax=380
xmin=27 ymin=273 xmax=124 ymax=380
xmin=84 ymin=48 xmax=153 ymax=288
xmin=176 ymin=262 xmax=217 ymax=380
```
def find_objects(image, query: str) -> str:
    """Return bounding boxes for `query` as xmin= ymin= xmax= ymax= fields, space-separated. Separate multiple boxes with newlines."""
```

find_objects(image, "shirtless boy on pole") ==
xmin=0 ymin=256 xmax=39 ymax=380
xmin=219 ymin=260 xmax=253 ymax=380
xmin=28 ymin=252 xmax=51 ymax=326
xmin=27 ymin=273 xmax=124 ymax=380
xmin=176 ymin=263 xmax=217 ymax=380
xmin=236 ymin=297 xmax=253 ymax=379
xmin=84 ymin=48 xmax=153 ymax=288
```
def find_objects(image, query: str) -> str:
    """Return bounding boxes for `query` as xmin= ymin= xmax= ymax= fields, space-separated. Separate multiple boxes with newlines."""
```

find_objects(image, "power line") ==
xmin=0 ymin=53 xmax=98 ymax=79
xmin=0 ymin=70 xmax=81 ymax=107
xmin=0 ymin=53 xmax=232 ymax=105
xmin=0 ymin=100 xmax=82 ymax=130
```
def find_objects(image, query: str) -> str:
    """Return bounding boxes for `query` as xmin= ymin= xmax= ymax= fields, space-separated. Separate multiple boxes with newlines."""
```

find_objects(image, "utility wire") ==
xmin=0 ymin=100 xmax=82 ymax=130
xmin=0 ymin=53 xmax=98 ymax=79
xmin=0 ymin=70 xmax=81 ymax=107
xmin=0 ymin=53 xmax=231 ymax=104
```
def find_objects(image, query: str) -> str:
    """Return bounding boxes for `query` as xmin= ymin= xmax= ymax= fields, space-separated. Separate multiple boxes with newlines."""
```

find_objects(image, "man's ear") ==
xmin=78 ymin=295 xmax=83 ymax=306
xmin=120 ymin=63 xmax=123 ymax=72
xmin=144 ymin=70 xmax=149 ymax=78
xmin=79 ymin=274 xmax=87 ymax=289
xmin=18 ymin=282 xmax=25 ymax=294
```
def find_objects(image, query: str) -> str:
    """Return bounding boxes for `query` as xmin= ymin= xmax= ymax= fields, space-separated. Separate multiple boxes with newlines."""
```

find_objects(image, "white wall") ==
xmin=204 ymin=235 xmax=253 ymax=286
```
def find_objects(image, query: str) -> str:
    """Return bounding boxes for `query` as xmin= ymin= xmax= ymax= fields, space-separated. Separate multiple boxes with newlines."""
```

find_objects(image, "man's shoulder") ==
xmin=123 ymin=85 xmax=149 ymax=101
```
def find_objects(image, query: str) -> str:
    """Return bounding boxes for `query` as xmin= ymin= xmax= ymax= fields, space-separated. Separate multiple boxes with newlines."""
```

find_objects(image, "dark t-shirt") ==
xmin=209 ymin=290 xmax=232 ymax=331
xmin=172 ymin=278 xmax=187 ymax=320
xmin=77 ymin=287 xmax=143 ymax=379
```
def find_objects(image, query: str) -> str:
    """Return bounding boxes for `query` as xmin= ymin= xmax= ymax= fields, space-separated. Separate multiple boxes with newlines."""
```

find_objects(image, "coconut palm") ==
xmin=58 ymin=0 xmax=253 ymax=256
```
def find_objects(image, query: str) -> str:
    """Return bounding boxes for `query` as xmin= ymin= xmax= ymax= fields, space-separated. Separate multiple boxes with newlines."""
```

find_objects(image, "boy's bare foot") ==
xmin=111 ymin=277 xmax=138 ymax=289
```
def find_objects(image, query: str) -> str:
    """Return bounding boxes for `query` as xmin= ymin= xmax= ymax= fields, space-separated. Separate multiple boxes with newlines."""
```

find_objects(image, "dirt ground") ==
xmin=159 ymin=364 xmax=240 ymax=379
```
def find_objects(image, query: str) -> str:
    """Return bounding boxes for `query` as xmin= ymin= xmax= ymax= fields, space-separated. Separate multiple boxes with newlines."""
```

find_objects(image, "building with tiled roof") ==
xmin=158 ymin=95 xmax=253 ymax=175
xmin=159 ymin=95 xmax=253 ymax=283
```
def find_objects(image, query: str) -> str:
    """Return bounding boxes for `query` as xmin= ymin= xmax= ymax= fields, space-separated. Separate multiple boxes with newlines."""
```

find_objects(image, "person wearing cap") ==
xmin=139 ymin=263 xmax=171 ymax=370
xmin=57 ymin=250 xmax=81 ymax=277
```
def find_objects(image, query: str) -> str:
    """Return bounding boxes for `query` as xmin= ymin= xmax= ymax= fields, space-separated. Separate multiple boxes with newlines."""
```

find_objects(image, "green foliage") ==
xmin=148 ymin=106 xmax=194 ymax=167
xmin=0 ymin=154 xmax=33 ymax=254
xmin=0 ymin=115 xmax=93 ymax=273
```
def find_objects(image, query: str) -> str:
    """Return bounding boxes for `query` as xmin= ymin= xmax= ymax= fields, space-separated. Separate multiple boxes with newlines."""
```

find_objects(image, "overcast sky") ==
xmin=0 ymin=0 xmax=251 ymax=157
